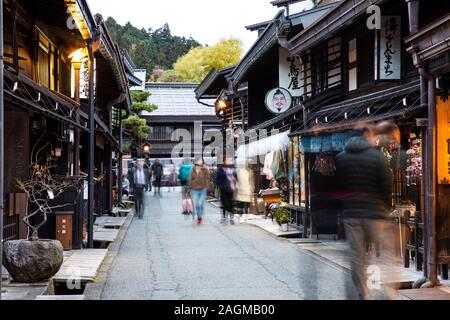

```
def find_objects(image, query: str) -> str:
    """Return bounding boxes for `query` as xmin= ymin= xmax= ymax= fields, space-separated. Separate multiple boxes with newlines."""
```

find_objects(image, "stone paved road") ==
xmin=101 ymin=189 xmax=354 ymax=300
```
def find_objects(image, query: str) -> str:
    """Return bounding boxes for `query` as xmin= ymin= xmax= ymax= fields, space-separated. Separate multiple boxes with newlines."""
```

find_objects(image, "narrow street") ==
xmin=101 ymin=189 xmax=353 ymax=300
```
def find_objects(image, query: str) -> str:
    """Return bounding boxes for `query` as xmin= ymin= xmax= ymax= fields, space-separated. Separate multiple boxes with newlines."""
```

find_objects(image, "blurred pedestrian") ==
xmin=335 ymin=125 xmax=393 ymax=300
xmin=188 ymin=158 xmax=210 ymax=225
xmin=127 ymin=160 xmax=136 ymax=194
xmin=179 ymin=158 xmax=194 ymax=216
xmin=146 ymin=161 xmax=153 ymax=192
xmin=167 ymin=160 xmax=177 ymax=192
xmin=235 ymin=162 xmax=254 ymax=222
xmin=122 ymin=174 xmax=130 ymax=196
xmin=216 ymin=159 xmax=237 ymax=225
xmin=131 ymin=160 xmax=149 ymax=219
xmin=178 ymin=158 xmax=193 ymax=187
xmin=151 ymin=159 xmax=163 ymax=197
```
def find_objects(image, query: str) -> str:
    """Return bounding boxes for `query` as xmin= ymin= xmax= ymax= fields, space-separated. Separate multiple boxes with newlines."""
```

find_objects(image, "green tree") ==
xmin=172 ymin=38 xmax=243 ymax=83
xmin=105 ymin=18 xmax=201 ymax=76
xmin=122 ymin=91 xmax=157 ymax=152
xmin=157 ymin=69 xmax=186 ymax=83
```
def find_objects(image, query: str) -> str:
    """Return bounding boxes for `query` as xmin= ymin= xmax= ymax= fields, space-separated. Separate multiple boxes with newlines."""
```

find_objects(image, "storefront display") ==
xmin=406 ymin=133 xmax=422 ymax=187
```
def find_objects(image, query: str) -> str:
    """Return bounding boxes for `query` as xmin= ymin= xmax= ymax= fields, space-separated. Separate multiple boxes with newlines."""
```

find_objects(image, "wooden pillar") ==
xmin=73 ymin=66 xmax=81 ymax=176
xmin=107 ymin=143 xmax=113 ymax=212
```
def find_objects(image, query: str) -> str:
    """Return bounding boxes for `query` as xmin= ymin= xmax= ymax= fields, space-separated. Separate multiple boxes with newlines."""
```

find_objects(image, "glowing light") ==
xmin=69 ymin=48 xmax=87 ymax=63
xmin=143 ymin=144 xmax=151 ymax=153
xmin=216 ymin=99 xmax=228 ymax=111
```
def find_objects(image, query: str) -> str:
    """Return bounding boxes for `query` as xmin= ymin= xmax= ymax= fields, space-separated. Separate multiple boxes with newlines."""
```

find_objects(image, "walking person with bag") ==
xmin=188 ymin=158 xmax=210 ymax=225
xmin=179 ymin=158 xmax=194 ymax=216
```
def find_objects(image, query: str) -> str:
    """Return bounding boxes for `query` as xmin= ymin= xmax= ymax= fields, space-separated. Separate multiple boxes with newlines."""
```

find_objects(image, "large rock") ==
xmin=2 ymin=240 xmax=64 ymax=283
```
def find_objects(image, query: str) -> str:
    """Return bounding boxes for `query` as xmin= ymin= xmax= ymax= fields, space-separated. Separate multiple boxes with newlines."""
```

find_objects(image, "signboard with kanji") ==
xmin=279 ymin=47 xmax=302 ymax=97
xmin=378 ymin=16 xmax=402 ymax=80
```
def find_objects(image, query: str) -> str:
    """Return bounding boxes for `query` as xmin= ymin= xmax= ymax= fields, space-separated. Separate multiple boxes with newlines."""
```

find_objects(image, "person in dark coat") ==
xmin=216 ymin=159 xmax=237 ymax=225
xmin=131 ymin=160 xmax=149 ymax=219
xmin=151 ymin=159 xmax=163 ymax=197
xmin=127 ymin=160 xmax=136 ymax=194
xmin=335 ymin=126 xmax=394 ymax=300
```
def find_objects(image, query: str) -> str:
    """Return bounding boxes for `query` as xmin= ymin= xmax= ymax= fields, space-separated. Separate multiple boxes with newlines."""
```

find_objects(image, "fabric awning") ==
xmin=236 ymin=130 xmax=290 ymax=161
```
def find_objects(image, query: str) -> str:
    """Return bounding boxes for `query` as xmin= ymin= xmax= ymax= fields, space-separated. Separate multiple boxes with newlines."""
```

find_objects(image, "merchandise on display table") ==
xmin=406 ymin=134 xmax=422 ymax=186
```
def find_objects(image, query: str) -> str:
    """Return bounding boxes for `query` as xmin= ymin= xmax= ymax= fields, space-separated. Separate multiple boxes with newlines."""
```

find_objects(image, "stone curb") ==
xmin=83 ymin=209 xmax=135 ymax=300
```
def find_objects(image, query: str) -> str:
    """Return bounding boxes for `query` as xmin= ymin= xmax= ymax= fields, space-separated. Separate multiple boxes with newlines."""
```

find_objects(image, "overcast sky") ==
xmin=87 ymin=0 xmax=314 ymax=54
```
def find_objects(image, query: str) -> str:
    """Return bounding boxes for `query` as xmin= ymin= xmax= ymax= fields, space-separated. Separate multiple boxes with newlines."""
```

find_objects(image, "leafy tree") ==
xmin=105 ymin=18 xmax=201 ymax=76
xmin=130 ymin=91 xmax=158 ymax=114
xmin=172 ymin=38 xmax=243 ymax=83
xmin=157 ymin=69 xmax=186 ymax=83
xmin=122 ymin=91 xmax=157 ymax=153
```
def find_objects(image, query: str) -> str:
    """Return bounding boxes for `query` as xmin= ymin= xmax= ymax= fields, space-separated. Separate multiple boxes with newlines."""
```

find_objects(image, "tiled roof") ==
xmin=141 ymin=83 xmax=216 ymax=116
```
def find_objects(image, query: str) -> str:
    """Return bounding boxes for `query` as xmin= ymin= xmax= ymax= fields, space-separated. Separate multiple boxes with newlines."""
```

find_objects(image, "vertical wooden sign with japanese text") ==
xmin=378 ymin=16 xmax=401 ymax=80
xmin=279 ymin=47 xmax=302 ymax=97
xmin=437 ymin=97 xmax=450 ymax=184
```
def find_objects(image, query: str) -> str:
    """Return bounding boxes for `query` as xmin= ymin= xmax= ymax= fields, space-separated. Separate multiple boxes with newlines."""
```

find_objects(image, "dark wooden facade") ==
xmin=2 ymin=0 xmax=132 ymax=246
xmin=140 ymin=83 xmax=221 ymax=160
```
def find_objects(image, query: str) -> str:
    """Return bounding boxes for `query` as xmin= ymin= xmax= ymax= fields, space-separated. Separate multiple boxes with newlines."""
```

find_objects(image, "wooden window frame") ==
xmin=348 ymin=38 xmax=358 ymax=92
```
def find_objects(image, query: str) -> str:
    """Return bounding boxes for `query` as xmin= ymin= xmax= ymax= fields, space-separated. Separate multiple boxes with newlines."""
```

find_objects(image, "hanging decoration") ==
xmin=406 ymin=134 xmax=422 ymax=186
xmin=313 ymin=152 xmax=336 ymax=176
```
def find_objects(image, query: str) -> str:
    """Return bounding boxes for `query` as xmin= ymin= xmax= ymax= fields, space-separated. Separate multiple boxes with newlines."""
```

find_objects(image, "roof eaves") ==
xmin=228 ymin=10 xmax=285 ymax=86
xmin=289 ymin=0 xmax=386 ymax=55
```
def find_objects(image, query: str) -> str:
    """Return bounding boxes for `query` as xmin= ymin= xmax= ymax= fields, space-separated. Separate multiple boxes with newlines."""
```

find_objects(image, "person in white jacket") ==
xmin=234 ymin=162 xmax=255 ymax=222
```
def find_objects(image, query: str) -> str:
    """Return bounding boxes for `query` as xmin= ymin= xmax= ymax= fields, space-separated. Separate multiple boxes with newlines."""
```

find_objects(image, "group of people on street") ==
xmin=119 ymin=119 xmax=399 ymax=299
xmin=215 ymin=159 xmax=254 ymax=225
xmin=122 ymin=159 xmax=165 ymax=219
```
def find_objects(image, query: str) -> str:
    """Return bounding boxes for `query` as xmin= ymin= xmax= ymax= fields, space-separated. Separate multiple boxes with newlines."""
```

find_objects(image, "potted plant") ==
xmin=272 ymin=206 xmax=292 ymax=232
xmin=2 ymin=144 xmax=84 ymax=283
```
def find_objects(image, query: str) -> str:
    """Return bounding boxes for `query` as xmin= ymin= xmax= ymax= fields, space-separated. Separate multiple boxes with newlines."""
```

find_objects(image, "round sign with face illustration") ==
xmin=265 ymin=87 xmax=292 ymax=114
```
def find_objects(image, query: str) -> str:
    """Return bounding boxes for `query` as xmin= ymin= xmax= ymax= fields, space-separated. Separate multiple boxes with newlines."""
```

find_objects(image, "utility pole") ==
xmin=0 ymin=0 xmax=5 ymax=300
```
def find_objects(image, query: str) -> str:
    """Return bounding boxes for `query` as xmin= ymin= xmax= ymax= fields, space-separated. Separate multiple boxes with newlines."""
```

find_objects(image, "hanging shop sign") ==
xmin=265 ymin=87 xmax=292 ymax=115
xmin=279 ymin=48 xmax=302 ymax=97
xmin=437 ymin=97 xmax=450 ymax=184
xmin=376 ymin=16 xmax=401 ymax=81
xmin=79 ymin=57 xmax=96 ymax=99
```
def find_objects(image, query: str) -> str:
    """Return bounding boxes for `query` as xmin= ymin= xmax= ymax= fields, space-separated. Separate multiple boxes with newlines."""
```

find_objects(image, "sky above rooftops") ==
xmin=87 ymin=0 xmax=314 ymax=54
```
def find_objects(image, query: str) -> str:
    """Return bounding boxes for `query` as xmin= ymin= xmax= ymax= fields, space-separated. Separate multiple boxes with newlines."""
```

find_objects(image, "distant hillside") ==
xmin=105 ymin=17 xmax=201 ymax=80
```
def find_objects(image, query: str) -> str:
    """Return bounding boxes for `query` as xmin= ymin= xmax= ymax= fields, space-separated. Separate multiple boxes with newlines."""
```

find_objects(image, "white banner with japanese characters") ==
xmin=279 ymin=47 xmax=302 ymax=97
xmin=378 ymin=16 xmax=401 ymax=80
xmin=79 ymin=57 xmax=96 ymax=99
